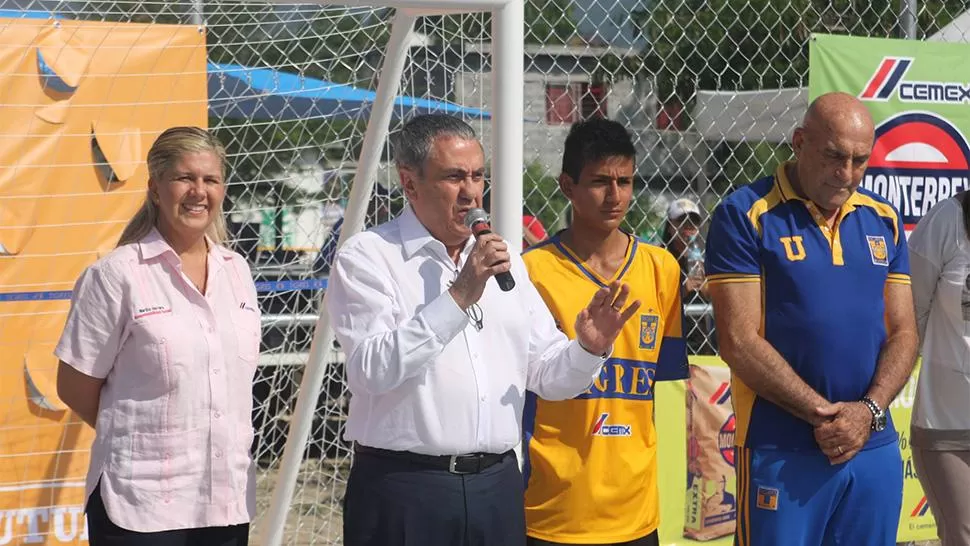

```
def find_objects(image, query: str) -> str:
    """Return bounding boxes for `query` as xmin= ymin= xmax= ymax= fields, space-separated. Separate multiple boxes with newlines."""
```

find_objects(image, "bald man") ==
xmin=705 ymin=92 xmax=918 ymax=546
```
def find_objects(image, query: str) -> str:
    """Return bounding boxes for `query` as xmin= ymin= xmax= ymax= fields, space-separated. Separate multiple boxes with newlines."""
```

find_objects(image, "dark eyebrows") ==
xmin=445 ymin=167 xmax=485 ymax=177
xmin=590 ymin=174 xmax=633 ymax=183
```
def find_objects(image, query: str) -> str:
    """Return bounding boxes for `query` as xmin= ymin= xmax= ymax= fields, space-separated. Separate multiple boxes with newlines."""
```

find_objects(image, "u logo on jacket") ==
xmin=779 ymin=236 xmax=807 ymax=262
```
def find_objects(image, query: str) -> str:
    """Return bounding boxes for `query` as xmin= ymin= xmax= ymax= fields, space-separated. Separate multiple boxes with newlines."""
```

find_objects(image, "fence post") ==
xmin=900 ymin=0 xmax=918 ymax=38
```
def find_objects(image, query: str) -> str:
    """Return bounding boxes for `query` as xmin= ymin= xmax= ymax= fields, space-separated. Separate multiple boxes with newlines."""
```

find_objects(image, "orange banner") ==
xmin=0 ymin=18 xmax=207 ymax=544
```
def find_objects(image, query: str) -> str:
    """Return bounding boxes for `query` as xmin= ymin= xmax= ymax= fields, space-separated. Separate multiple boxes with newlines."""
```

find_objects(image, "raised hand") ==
xmin=574 ymin=281 xmax=642 ymax=356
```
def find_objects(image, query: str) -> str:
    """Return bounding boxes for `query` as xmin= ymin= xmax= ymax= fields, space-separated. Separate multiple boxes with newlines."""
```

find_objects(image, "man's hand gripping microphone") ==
xmin=464 ymin=208 xmax=516 ymax=292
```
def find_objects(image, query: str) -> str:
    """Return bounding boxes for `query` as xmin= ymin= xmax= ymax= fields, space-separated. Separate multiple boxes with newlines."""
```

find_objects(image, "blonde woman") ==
xmin=910 ymin=191 xmax=970 ymax=546
xmin=55 ymin=127 xmax=259 ymax=545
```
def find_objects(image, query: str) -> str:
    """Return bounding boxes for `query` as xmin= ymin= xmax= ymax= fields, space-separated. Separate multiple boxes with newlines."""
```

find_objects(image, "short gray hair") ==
xmin=392 ymin=114 xmax=479 ymax=172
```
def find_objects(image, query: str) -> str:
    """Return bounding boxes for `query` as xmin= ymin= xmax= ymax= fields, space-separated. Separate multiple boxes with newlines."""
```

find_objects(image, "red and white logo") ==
xmin=861 ymin=112 xmax=970 ymax=232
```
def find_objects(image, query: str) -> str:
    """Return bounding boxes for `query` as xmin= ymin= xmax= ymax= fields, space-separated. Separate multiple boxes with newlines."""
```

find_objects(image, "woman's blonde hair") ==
xmin=117 ymin=126 xmax=229 ymax=247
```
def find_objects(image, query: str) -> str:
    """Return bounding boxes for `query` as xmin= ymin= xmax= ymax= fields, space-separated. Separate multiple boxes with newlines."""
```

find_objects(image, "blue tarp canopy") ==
xmin=0 ymin=8 xmax=491 ymax=121
xmin=207 ymin=62 xmax=490 ymax=121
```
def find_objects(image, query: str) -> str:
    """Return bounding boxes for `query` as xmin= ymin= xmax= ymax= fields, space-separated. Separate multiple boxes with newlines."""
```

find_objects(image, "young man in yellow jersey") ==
xmin=522 ymin=118 xmax=688 ymax=546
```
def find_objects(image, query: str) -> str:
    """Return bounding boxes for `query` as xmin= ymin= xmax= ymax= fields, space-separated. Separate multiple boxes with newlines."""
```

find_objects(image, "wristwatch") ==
xmin=861 ymin=396 xmax=887 ymax=432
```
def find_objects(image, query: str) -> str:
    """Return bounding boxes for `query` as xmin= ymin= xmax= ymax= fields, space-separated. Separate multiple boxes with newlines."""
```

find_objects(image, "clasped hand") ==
xmin=813 ymin=402 xmax=872 ymax=465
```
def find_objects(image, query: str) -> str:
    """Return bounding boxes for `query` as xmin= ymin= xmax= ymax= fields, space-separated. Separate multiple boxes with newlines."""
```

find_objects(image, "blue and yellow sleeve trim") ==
xmin=887 ymin=273 xmax=911 ymax=285
xmin=707 ymin=273 xmax=761 ymax=285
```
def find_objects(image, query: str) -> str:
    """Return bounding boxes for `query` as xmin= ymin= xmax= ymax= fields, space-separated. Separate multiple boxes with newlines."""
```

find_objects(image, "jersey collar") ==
xmin=552 ymin=230 xmax=638 ymax=288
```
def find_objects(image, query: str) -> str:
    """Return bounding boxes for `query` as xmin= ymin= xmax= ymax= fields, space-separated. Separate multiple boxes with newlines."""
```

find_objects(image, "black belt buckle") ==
xmin=448 ymin=453 xmax=482 ymax=474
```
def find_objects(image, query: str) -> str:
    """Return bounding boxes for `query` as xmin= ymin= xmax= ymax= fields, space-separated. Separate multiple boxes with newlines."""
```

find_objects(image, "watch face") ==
xmin=874 ymin=414 xmax=888 ymax=432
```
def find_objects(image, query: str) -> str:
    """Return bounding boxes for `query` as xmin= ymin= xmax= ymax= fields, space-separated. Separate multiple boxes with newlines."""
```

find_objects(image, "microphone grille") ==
xmin=463 ymin=208 xmax=489 ymax=229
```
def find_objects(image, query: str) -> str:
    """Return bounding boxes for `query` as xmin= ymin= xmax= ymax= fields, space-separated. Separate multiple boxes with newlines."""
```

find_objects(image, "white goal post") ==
xmin=257 ymin=2 xmax=524 ymax=545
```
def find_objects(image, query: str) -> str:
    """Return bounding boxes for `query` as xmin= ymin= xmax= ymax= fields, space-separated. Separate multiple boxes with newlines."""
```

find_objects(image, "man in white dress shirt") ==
xmin=326 ymin=114 xmax=642 ymax=546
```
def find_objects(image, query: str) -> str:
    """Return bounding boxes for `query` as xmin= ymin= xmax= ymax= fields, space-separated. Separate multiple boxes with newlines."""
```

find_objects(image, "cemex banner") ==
xmin=811 ymin=33 xmax=970 ymax=235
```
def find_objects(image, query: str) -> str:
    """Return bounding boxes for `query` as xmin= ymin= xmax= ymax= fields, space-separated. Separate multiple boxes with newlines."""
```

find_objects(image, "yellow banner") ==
xmin=892 ymin=361 xmax=935 ymax=542
xmin=656 ymin=356 xmax=933 ymax=545
xmin=0 ymin=18 xmax=207 ymax=544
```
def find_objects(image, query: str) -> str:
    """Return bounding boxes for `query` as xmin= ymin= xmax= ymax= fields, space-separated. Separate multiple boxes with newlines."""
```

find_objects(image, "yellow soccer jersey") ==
xmin=522 ymin=232 xmax=688 ymax=544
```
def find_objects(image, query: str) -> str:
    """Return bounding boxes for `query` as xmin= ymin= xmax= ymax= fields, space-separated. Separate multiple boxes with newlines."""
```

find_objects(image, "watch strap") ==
xmin=861 ymin=396 xmax=885 ymax=431
xmin=861 ymin=396 xmax=883 ymax=417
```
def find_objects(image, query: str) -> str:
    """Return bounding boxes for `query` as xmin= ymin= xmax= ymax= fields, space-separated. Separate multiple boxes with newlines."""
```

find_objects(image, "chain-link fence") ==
xmin=1 ymin=0 xmax=968 ymax=543
xmin=226 ymin=1 xmax=967 ymax=541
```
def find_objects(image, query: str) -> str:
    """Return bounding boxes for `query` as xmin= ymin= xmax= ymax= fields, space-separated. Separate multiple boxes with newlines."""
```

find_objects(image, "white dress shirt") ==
xmin=909 ymin=197 xmax=970 ymax=438
xmin=326 ymin=206 xmax=606 ymax=455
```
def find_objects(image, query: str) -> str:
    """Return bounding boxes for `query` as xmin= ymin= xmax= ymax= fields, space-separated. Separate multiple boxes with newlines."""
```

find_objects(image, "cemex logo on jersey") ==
xmin=860 ymin=112 xmax=970 ymax=231
xmin=591 ymin=413 xmax=632 ymax=437
xmin=860 ymin=57 xmax=970 ymax=104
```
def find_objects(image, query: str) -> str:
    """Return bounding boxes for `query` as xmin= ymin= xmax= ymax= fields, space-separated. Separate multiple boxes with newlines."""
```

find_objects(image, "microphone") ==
xmin=463 ymin=208 xmax=516 ymax=291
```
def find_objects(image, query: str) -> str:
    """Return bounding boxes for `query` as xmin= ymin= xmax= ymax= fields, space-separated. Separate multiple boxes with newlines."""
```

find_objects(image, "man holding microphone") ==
xmin=326 ymin=114 xmax=640 ymax=546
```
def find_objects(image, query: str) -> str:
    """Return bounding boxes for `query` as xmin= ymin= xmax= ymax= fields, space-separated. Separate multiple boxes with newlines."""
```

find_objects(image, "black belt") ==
xmin=354 ymin=443 xmax=511 ymax=475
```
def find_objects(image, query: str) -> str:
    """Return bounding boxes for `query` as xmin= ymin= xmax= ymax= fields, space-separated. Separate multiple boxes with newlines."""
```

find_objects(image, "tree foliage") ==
xmin=634 ymin=0 xmax=967 ymax=106
xmin=419 ymin=0 xmax=578 ymax=45
xmin=631 ymin=0 xmax=968 ymax=190
xmin=522 ymin=162 xmax=569 ymax=232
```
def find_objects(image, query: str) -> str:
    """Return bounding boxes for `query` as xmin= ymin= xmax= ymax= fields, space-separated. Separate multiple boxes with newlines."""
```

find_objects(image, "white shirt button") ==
xmin=214 ymin=411 xmax=222 ymax=419
xmin=213 ymin=368 xmax=221 ymax=375
xmin=215 ymin=450 xmax=223 ymax=459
